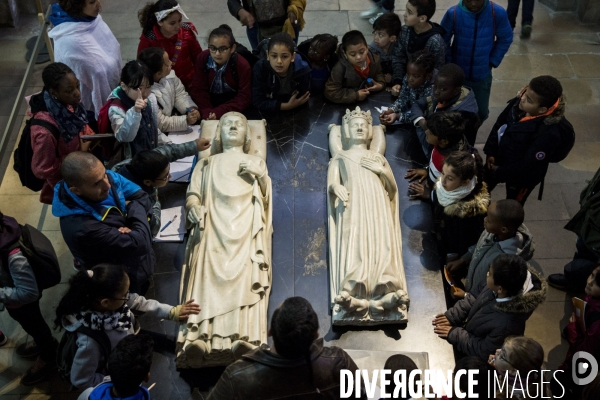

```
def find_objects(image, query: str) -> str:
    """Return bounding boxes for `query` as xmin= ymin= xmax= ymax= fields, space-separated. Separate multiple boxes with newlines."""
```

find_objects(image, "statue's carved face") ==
xmin=220 ymin=115 xmax=248 ymax=147
xmin=348 ymin=117 xmax=369 ymax=142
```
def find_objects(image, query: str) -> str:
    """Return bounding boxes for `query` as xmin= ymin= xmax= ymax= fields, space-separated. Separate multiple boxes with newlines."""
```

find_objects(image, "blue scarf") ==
xmin=49 ymin=3 xmax=96 ymax=26
xmin=43 ymin=90 xmax=89 ymax=143
xmin=207 ymin=56 xmax=234 ymax=94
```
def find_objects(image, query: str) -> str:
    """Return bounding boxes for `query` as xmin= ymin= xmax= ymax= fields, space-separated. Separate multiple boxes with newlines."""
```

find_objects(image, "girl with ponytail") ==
xmin=55 ymin=264 xmax=200 ymax=389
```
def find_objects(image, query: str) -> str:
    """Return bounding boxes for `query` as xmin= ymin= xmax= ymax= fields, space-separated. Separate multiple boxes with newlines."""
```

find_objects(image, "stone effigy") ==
xmin=176 ymin=112 xmax=272 ymax=368
xmin=327 ymin=107 xmax=409 ymax=326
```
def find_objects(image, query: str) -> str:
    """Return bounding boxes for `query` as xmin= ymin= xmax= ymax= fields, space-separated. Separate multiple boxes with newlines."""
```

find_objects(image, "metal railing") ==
xmin=0 ymin=4 xmax=54 ymax=183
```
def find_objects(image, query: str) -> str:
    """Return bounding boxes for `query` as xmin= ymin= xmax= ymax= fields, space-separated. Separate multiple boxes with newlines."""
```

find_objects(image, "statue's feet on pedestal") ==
xmin=184 ymin=340 xmax=209 ymax=368
xmin=231 ymin=340 xmax=258 ymax=360
xmin=335 ymin=291 xmax=369 ymax=317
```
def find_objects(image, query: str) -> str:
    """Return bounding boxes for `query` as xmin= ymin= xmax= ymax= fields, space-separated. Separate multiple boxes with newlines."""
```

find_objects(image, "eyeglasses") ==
xmin=208 ymin=45 xmax=232 ymax=54
xmin=155 ymin=167 xmax=171 ymax=182
xmin=112 ymin=291 xmax=130 ymax=302
xmin=498 ymin=348 xmax=516 ymax=369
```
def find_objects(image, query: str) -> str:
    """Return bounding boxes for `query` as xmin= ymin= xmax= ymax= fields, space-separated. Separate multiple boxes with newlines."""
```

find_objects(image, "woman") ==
xmin=48 ymin=0 xmax=122 ymax=117
xmin=31 ymin=62 xmax=94 ymax=204
xmin=137 ymin=0 xmax=202 ymax=90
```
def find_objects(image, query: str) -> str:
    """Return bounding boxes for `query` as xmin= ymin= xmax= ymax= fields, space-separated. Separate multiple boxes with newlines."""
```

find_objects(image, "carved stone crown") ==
xmin=342 ymin=106 xmax=372 ymax=125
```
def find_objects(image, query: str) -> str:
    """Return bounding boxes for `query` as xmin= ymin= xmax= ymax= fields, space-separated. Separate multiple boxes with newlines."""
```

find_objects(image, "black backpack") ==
xmin=57 ymin=326 xmax=111 ymax=384
xmin=547 ymin=117 xmax=575 ymax=163
xmin=13 ymin=118 xmax=60 ymax=192
xmin=1 ymin=224 xmax=61 ymax=291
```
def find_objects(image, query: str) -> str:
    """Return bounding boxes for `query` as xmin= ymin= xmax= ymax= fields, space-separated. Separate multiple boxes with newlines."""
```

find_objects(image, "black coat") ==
xmin=54 ymin=173 xmax=154 ymax=294
xmin=445 ymin=266 xmax=547 ymax=360
xmin=483 ymin=96 xmax=563 ymax=188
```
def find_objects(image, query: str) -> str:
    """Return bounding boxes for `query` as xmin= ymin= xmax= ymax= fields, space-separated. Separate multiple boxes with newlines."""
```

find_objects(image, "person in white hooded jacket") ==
xmin=48 ymin=1 xmax=122 ymax=117
xmin=138 ymin=47 xmax=200 ymax=133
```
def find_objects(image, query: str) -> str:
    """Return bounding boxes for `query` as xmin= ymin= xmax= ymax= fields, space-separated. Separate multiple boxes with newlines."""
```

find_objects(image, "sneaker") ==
xmin=360 ymin=5 xmax=383 ymax=19
xmin=20 ymin=357 xmax=56 ymax=386
xmin=369 ymin=12 xmax=385 ymax=25
xmin=520 ymin=24 xmax=532 ymax=39
xmin=16 ymin=341 xmax=40 ymax=359
xmin=0 ymin=332 xmax=7 ymax=347
xmin=548 ymin=273 xmax=569 ymax=291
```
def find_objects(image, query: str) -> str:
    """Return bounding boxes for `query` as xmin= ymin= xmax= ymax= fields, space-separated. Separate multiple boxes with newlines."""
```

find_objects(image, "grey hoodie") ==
xmin=463 ymin=223 xmax=534 ymax=297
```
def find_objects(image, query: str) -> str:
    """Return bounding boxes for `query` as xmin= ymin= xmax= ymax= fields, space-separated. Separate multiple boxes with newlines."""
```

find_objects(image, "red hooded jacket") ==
xmin=560 ymin=295 xmax=600 ymax=371
xmin=138 ymin=22 xmax=202 ymax=90
xmin=190 ymin=50 xmax=252 ymax=120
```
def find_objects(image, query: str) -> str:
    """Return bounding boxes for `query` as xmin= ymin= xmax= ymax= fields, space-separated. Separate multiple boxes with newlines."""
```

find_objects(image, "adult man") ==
xmin=549 ymin=166 xmax=600 ymax=292
xmin=52 ymin=151 xmax=154 ymax=294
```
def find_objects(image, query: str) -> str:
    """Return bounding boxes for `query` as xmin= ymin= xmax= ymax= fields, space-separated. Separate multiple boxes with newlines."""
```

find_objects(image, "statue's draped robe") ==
xmin=177 ymin=152 xmax=272 ymax=367
xmin=328 ymin=150 xmax=406 ymax=306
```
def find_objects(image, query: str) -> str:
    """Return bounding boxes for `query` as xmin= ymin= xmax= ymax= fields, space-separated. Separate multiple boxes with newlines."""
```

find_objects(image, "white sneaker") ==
xmin=361 ymin=5 xmax=384 ymax=19
xmin=369 ymin=12 xmax=385 ymax=24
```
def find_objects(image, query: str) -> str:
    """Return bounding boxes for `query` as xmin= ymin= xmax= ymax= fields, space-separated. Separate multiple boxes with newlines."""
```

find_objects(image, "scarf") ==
xmin=207 ymin=56 xmax=234 ymax=94
xmin=115 ymin=88 xmax=157 ymax=156
xmin=518 ymin=86 xmax=560 ymax=123
xmin=43 ymin=90 xmax=89 ymax=143
xmin=435 ymin=176 xmax=477 ymax=207
xmin=76 ymin=304 xmax=133 ymax=332
xmin=353 ymin=56 xmax=371 ymax=79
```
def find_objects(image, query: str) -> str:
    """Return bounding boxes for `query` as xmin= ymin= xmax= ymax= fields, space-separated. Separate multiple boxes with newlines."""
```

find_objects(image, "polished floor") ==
xmin=0 ymin=0 xmax=599 ymax=399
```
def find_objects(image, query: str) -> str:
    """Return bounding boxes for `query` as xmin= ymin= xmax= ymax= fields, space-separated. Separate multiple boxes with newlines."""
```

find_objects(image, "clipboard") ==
xmin=572 ymin=297 xmax=587 ymax=332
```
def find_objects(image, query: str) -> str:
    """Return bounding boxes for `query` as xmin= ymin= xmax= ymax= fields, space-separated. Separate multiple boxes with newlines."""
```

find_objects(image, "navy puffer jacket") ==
xmin=441 ymin=0 xmax=513 ymax=82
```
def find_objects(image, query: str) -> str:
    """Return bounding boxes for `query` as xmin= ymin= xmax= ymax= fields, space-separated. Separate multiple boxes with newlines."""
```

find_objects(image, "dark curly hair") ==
xmin=490 ymin=254 xmax=528 ymax=296
xmin=529 ymin=75 xmax=563 ymax=109
xmin=436 ymin=63 xmax=465 ymax=88
xmin=427 ymin=111 xmax=466 ymax=145
xmin=408 ymin=49 xmax=435 ymax=75
xmin=58 ymin=0 xmax=87 ymax=17
xmin=408 ymin=0 xmax=436 ymax=20
xmin=109 ymin=334 xmax=154 ymax=396
xmin=42 ymin=62 xmax=74 ymax=92
xmin=138 ymin=0 xmax=179 ymax=33
xmin=372 ymin=12 xmax=402 ymax=37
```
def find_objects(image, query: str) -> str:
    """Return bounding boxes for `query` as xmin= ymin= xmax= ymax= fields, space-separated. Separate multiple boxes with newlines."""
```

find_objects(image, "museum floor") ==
xmin=1 ymin=0 xmax=600 ymax=399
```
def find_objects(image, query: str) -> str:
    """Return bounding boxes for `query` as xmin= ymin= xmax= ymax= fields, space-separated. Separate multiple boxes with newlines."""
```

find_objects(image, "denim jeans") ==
xmin=564 ymin=237 xmax=600 ymax=292
xmin=506 ymin=0 xmax=534 ymax=29
xmin=246 ymin=25 xmax=260 ymax=51
xmin=465 ymin=72 xmax=492 ymax=123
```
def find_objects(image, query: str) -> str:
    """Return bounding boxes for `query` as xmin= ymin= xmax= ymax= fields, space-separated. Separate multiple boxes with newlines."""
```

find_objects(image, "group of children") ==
xmin=1 ymin=0 xmax=591 ymax=397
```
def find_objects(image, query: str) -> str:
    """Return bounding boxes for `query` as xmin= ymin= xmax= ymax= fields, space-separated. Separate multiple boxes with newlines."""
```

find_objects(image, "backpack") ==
xmin=1 ymin=224 xmax=61 ymax=291
xmin=547 ymin=117 xmax=575 ymax=163
xmin=13 ymin=118 xmax=60 ymax=192
xmin=57 ymin=326 xmax=111 ymax=384
xmin=96 ymin=99 xmax=126 ymax=165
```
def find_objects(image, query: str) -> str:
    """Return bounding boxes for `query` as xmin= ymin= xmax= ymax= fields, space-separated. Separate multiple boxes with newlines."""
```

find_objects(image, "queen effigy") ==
xmin=176 ymin=112 xmax=272 ymax=367
xmin=327 ymin=107 xmax=409 ymax=326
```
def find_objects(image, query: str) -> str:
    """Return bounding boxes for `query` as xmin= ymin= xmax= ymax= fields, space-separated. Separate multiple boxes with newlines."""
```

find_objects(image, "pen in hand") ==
xmin=160 ymin=215 xmax=178 ymax=233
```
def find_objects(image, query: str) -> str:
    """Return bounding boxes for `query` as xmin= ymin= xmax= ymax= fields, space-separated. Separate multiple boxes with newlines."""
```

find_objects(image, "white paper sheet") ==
xmin=168 ymin=125 xmax=200 ymax=144
xmin=169 ymin=160 xmax=194 ymax=183
xmin=153 ymin=206 xmax=186 ymax=242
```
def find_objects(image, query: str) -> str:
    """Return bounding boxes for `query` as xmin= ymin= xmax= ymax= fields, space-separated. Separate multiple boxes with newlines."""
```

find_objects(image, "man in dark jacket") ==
xmin=207 ymin=297 xmax=365 ymax=399
xmin=433 ymin=254 xmax=546 ymax=360
xmin=549 ymin=166 xmax=600 ymax=292
xmin=52 ymin=152 xmax=154 ymax=294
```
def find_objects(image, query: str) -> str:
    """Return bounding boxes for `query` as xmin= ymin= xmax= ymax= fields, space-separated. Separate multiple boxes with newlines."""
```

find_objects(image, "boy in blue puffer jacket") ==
xmin=440 ymin=0 xmax=513 ymax=123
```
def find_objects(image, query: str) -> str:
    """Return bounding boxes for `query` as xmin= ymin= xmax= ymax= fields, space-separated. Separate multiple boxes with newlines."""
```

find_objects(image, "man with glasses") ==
xmin=112 ymin=137 xmax=210 ymax=236
xmin=52 ymin=152 xmax=155 ymax=295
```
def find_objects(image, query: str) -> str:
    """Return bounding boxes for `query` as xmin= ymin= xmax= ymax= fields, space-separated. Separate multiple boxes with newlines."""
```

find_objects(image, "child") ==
xmin=441 ymin=356 xmax=494 ymax=399
xmin=404 ymin=111 xmax=473 ymax=187
xmin=138 ymin=47 xmax=200 ymax=133
xmin=380 ymin=50 xmax=436 ymax=126
xmin=446 ymin=199 xmax=534 ymax=299
xmin=101 ymin=61 xmax=167 ymax=160
xmin=324 ymin=30 xmax=385 ymax=104
xmin=433 ymin=254 xmax=546 ymax=360
xmin=112 ymin=137 xmax=210 ymax=236
xmin=484 ymin=75 xmax=565 ymax=205
xmin=410 ymin=151 xmax=489 ymax=259
xmin=191 ymin=25 xmax=252 ymax=120
xmin=553 ymin=265 xmax=600 ymax=398
xmin=297 ymin=34 xmax=339 ymax=94
xmin=410 ymin=63 xmax=480 ymax=151
xmin=390 ymin=0 xmax=446 ymax=96
xmin=137 ymin=0 xmax=202 ymax=90
xmin=77 ymin=334 xmax=154 ymax=400
xmin=380 ymin=354 xmax=420 ymax=398
xmin=441 ymin=0 xmax=513 ymax=122
xmin=252 ymin=32 xmax=312 ymax=112
xmin=489 ymin=336 xmax=548 ymax=399
xmin=0 ymin=212 xmax=58 ymax=386
xmin=368 ymin=12 xmax=402 ymax=87
xmin=55 ymin=264 xmax=200 ymax=389
xmin=30 ymin=62 xmax=95 ymax=204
